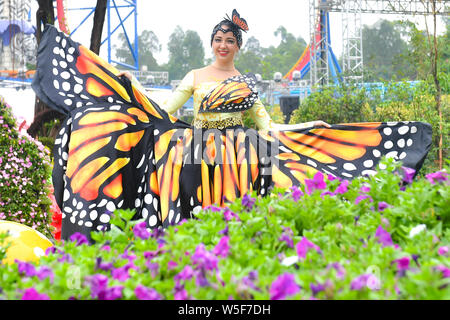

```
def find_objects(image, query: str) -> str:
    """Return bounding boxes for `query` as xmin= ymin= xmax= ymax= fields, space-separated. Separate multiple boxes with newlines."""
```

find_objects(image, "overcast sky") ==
xmin=31 ymin=0 xmax=447 ymax=66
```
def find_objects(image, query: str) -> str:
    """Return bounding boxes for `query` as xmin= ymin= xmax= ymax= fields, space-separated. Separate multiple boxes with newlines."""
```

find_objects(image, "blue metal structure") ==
xmin=62 ymin=0 xmax=138 ymax=70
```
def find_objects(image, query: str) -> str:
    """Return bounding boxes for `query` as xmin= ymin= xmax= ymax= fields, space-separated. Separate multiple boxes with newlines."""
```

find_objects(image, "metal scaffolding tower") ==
xmin=61 ymin=0 xmax=138 ymax=70
xmin=309 ymin=0 xmax=449 ymax=87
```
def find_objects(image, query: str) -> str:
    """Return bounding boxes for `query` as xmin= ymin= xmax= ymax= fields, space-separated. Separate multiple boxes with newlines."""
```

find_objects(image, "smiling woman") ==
xmin=32 ymin=8 xmax=431 ymax=242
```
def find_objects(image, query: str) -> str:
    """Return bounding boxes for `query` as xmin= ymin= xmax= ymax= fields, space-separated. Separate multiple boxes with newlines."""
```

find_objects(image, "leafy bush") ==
xmin=243 ymin=103 xmax=285 ymax=129
xmin=0 ymin=159 xmax=448 ymax=300
xmin=0 ymin=97 xmax=54 ymax=239
xmin=289 ymin=83 xmax=374 ymax=125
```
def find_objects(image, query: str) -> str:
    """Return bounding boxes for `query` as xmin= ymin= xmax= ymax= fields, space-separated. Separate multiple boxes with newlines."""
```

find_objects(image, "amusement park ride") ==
xmin=0 ymin=0 xmax=448 ymax=92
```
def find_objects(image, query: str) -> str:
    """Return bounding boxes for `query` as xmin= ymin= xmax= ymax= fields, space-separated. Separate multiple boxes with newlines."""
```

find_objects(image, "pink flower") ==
xmin=305 ymin=172 xmax=327 ymax=195
xmin=134 ymin=285 xmax=162 ymax=300
xmin=425 ymin=171 xmax=449 ymax=184
xmin=355 ymin=194 xmax=373 ymax=205
xmin=213 ymin=236 xmax=231 ymax=258
xmin=223 ymin=209 xmax=240 ymax=221
xmin=378 ymin=201 xmax=390 ymax=212
xmin=290 ymin=186 xmax=304 ymax=201
xmin=270 ymin=273 xmax=300 ymax=300
xmin=438 ymin=246 xmax=449 ymax=256
xmin=392 ymin=257 xmax=411 ymax=271
xmin=191 ymin=243 xmax=218 ymax=271
xmin=133 ymin=221 xmax=151 ymax=240
xmin=296 ymin=237 xmax=322 ymax=259
xmin=175 ymin=265 xmax=194 ymax=281
xmin=402 ymin=167 xmax=416 ymax=184
xmin=21 ymin=288 xmax=50 ymax=300
xmin=335 ymin=180 xmax=350 ymax=194
xmin=351 ymin=274 xmax=380 ymax=291
xmin=434 ymin=265 xmax=450 ymax=278
xmin=375 ymin=225 xmax=394 ymax=247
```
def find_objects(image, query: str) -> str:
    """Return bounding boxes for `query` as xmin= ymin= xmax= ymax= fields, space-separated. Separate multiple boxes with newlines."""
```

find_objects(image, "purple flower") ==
xmin=327 ymin=262 xmax=346 ymax=279
xmin=351 ymin=274 xmax=380 ymax=291
xmin=175 ymin=265 xmax=194 ymax=281
xmin=355 ymin=194 xmax=373 ymax=205
xmin=425 ymin=171 xmax=449 ymax=185
xmin=86 ymin=274 xmax=109 ymax=299
xmin=168 ymin=260 xmax=178 ymax=270
xmin=335 ymin=180 xmax=350 ymax=194
xmin=69 ymin=232 xmax=88 ymax=246
xmin=98 ymin=286 xmax=124 ymax=300
xmin=240 ymin=270 xmax=260 ymax=292
xmin=327 ymin=175 xmax=340 ymax=182
xmin=146 ymin=262 xmax=159 ymax=278
xmin=133 ymin=221 xmax=150 ymax=240
xmin=57 ymin=253 xmax=74 ymax=263
xmin=375 ymin=225 xmax=394 ymax=247
xmin=290 ymin=186 xmax=304 ymax=201
xmin=392 ymin=257 xmax=410 ymax=271
xmin=143 ymin=250 xmax=159 ymax=261
xmin=45 ymin=247 xmax=57 ymax=255
xmin=223 ymin=209 xmax=240 ymax=221
xmin=219 ymin=223 xmax=229 ymax=236
xmin=269 ymin=273 xmax=300 ymax=300
xmin=279 ymin=227 xmax=294 ymax=248
xmin=205 ymin=205 xmax=222 ymax=212
xmin=378 ymin=201 xmax=390 ymax=212
xmin=21 ymin=288 xmax=50 ymax=300
xmin=95 ymin=258 xmax=114 ymax=271
xmin=435 ymin=265 xmax=450 ymax=278
xmin=438 ymin=246 xmax=449 ymax=256
xmin=320 ymin=191 xmax=334 ymax=198
xmin=242 ymin=194 xmax=256 ymax=210
xmin=135 ymin=285 xmax=162 ymax=300
xmin=191 ymin=243 xmax=219 ymax=271
xmin=279 ymin=234 xmax=294 ymax=249
xmin=296 ymin=237 xmax=322 ymax=259
xmin=16 ymin=260 xmax=36 ymax=277
xmin=213 ymin=236 xmax=231 ymax=258
xmin=402 ymin=167 xmax=416 ymax=184
xmin=310 ymin=282 xmax=325 ymax=296
xmin=360 ymin=185 xmax=371 ymax=193
xmin=36 ymin=266 xmax=54 ymax=283
xmin=112 ymin=264 xmax=134 ymax=282
xmin=305 ymin=172 xmax=327 ymax=195
xmin=174 ymin=282 xmax=189 ymax=300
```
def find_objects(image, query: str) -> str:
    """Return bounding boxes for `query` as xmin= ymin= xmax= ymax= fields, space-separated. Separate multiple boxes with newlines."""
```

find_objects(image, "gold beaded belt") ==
xmin=192 ymin=117 xmax=244 ymax=130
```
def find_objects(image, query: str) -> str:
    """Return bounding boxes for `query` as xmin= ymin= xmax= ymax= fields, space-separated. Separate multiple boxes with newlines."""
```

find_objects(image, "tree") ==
xmin=166 ymin=26 xmax=205 ymax=80
xmin=362 ymin=19 xmax=414 ymax=81
xmin=115 ymin=30 xmax=161 ymax=71
xmin=259 ymin=26 xmax=307 ymax=79
xmin=90 ymin=0 xmax=108 ymax=55
xmin=235 ymin=36 xmax=264 ymax=75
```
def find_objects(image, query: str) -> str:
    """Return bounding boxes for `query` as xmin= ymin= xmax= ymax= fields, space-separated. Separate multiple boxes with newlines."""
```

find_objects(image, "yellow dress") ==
xmin=159 ymin=70 xmax=275 ymax=130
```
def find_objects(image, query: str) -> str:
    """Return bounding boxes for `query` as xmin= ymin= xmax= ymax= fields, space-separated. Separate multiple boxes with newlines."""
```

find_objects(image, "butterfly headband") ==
xmin=211 ymin=9 xmax=249 ymax=48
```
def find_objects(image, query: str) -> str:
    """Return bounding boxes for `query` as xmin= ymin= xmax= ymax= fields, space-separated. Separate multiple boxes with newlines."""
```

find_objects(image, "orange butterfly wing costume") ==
xmin=32 ymin=25 xmax=432 ymax=242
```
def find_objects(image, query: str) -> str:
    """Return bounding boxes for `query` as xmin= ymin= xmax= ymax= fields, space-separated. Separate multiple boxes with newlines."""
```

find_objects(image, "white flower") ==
xmin=409 ymin=224 xmax=427 ymax=238
xmin=281 ymin=255 xmax=299 ymax=267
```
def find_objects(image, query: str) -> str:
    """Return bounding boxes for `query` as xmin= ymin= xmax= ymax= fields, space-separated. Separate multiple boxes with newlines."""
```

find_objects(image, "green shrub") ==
xmin=289 ymin=84 xmax=374 ymax=125
xmin=0 ymin=158 xmax=448 ymax=300
xmin=243 ymin=103 xmax=286 ymax=129
xmin=0 ymin=97 xmax=54 ymax=239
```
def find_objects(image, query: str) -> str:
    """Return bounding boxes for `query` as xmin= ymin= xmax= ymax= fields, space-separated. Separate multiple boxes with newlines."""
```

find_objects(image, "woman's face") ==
xmin=212 ymin=26 xmax=239 ymax=63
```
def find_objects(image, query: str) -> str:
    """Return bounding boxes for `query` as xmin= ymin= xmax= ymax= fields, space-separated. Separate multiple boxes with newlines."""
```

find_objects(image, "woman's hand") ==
xmin=117 ymin=71 xmax=133 ymax=80
xmin=310 ymin=120 xmax=331 ymax=128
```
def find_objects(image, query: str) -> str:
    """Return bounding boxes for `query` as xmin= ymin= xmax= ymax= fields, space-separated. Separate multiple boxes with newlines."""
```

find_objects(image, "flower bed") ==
xmin=0 ymin=159 xmax=449 ymax=300
xmin=0 ymin=97 xmax=54 ymax=239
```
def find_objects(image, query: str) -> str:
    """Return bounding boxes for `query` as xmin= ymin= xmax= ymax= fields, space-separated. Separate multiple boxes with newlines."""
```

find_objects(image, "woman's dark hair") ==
xmin=210 ymin=19 xmax=243 ymax=48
